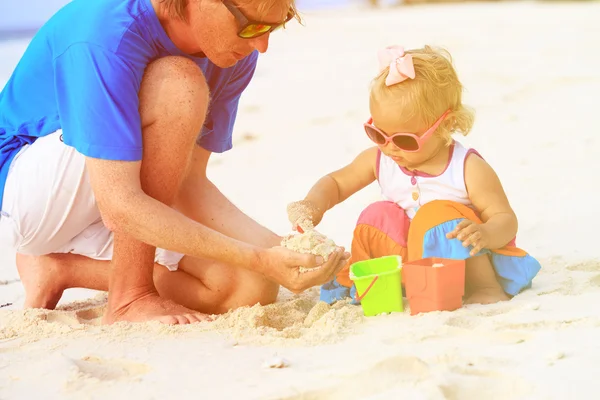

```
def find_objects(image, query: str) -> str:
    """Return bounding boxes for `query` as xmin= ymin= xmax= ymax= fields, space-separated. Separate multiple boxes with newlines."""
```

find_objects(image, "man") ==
xmin=0 ymin=0 xmax=349 ymax=325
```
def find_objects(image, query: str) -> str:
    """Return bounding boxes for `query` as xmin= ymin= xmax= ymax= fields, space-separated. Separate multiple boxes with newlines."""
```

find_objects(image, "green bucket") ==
xmin=350 ymin=255 xmax=404 ymax=317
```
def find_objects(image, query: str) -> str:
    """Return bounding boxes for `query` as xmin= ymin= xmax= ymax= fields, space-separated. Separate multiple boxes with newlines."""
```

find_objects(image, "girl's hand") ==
xmin=446 ymin=220 xmax=491 ymax=256
xmin=286 ymin=200 xmax=323 ymax=231
xmin=286 ymin=148 xmax=379 ymax=233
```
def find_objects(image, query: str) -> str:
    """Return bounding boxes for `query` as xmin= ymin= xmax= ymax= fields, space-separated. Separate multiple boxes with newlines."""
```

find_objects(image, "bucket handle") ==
xmin=355 ymin=275 xmax=379 ymax=302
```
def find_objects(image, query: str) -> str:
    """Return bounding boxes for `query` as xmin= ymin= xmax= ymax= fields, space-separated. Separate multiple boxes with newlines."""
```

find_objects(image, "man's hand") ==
xmin=446 ymin=219 xmax=491 ymax=257
xmin=259 ymin=246 xmax=350 ymax=294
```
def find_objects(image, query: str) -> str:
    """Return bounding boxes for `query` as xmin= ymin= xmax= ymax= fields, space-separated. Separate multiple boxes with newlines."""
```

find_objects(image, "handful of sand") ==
xmin=281 ymin=230 xmax=338 ymax=273
xmin=286 ymin=201 xmax=318 ymax=232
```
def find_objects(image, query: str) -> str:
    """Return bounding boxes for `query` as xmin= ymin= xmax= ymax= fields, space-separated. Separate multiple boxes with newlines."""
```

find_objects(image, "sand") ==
xmin=287 ymin=201 xmax=319 ymax=232
xmin=2 ymin=1 xmax=600 ymax=399
xmin=281 ymin=229 xmax=338 ymax=272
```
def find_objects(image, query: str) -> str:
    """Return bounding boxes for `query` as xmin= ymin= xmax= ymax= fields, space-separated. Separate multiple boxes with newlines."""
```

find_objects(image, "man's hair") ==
xmin=161 ymin=0 xmax=300 ymax=24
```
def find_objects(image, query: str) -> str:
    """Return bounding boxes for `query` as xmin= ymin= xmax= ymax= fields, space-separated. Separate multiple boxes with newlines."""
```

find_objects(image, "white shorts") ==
xmin=0 ymin=131 xmax=183 ymax=271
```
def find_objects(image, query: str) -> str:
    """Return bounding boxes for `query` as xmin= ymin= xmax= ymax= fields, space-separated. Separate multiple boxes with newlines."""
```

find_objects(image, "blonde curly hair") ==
xmin=369 ymin=45 xmax=475 ymax=145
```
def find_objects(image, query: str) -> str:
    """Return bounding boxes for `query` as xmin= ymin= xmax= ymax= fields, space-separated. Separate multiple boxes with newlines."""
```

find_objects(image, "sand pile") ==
xmin=281 ymin=229 xmax=338 ymax=272
xmin=211 ymin=294 xmax=363 ymax=345
xmin=0 ymin=290 xmax=364 ymax=347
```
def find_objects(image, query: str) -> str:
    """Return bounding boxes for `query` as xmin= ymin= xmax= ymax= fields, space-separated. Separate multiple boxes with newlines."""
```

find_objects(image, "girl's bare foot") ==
xmin=464 ymin=254 xmax=510 ymax=305
xmin=465 ymin=287 xmax=510 ymax=305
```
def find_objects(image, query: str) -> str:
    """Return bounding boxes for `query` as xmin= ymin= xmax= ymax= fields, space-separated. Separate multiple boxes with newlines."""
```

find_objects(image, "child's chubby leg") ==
xmin=408 ymin=202 xmax=510 ymax=305
xmin=464 ymin=254 xmax=511 ymax=304
xmin=321 ymin=200 xmax=409 ymax=304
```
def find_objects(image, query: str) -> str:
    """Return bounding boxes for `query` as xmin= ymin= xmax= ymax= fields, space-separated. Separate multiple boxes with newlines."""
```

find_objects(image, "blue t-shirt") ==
xmin=0 ymin=0 xmax=258 ymax=209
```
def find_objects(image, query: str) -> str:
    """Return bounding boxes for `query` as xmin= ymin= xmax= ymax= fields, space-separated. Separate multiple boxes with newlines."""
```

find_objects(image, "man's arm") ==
xmin=178 ymin=52 xmax=280 ymax=247
xmin=87 ymin=155 xmax=346 ymax=294
xmin=86 ymin=157 xmax=263 ymax=269
xmin=176 ymin=146 xmax=282 ymax=248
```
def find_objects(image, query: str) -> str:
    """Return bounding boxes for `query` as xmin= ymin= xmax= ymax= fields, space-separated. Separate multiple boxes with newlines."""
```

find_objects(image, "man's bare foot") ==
xmin=104 ymin=291 xmax=211 ymax=325
xmin=465 ymin=287 xmax=511 ymax=305
xmin=16 ymin=253 xmax=66 ymax=309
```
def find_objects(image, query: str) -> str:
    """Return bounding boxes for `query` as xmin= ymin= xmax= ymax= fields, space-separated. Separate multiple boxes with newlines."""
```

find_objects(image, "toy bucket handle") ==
xmin=355 ymin=275 xmax=379 ymax=302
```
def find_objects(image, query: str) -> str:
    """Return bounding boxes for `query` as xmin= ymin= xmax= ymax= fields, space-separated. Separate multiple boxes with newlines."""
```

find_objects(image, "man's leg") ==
xmin=15 ymin=177 xmax=285 ymax=315
xmin=13 ymin=148 xmax=286 ymax=315
xmin=16 ymin=216 xmax=279 ymax=317
xmin=3 ymin=132 xmax=114 ymax=309
xmin=11 ymin=147 xmax=284 ymax=316
xmin=155 ymin=251 xmax=280 ymax=315
xmin=10 ymin=56 xmax=283 ymax=316
xmin=152 ymin=149 xmax=282 ymax=314
xmin=103 ymin=56 xmax=212 ymax=324
xmin=16 ymin=252 xmax=108 ymax=309
xmin=16 ymin=194 xmax=283 ymax=317
xmin=11 ymin=56 xmax=209 ymax=323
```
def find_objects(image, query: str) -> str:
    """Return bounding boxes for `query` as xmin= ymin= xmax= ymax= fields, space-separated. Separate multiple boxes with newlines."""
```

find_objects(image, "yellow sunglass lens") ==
xmin=240 ymin=24 xmax=272 ymax=38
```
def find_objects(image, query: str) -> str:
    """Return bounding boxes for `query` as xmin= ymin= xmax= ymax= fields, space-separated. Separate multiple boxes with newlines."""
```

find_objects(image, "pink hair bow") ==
xmin=377 ymin=45 xmax=416 ymax=86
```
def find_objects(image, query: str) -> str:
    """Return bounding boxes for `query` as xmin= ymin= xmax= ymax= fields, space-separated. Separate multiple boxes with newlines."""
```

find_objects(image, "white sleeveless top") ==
xmin=377 ymin=141 xmax=479 ymax=220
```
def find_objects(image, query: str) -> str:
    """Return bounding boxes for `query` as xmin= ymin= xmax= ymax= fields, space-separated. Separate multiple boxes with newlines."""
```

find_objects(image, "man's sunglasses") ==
xmin=223 ymin=0 xmax=295 ymax=39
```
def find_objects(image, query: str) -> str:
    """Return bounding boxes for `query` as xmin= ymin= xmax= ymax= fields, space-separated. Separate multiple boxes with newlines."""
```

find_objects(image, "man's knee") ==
xmin=139 ymin=56 xmax=210 ymax=127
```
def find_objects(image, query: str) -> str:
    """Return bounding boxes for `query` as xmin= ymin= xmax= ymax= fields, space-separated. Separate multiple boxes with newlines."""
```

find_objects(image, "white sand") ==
xmin=2 ymin=1 xmax=600 ymax=398
xmin=281 ymin=229 xmax=338 ymax=272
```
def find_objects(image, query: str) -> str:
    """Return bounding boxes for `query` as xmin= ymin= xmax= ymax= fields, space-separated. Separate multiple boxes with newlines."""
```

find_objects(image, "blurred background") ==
xmin=1 ymin=0 xmax=593 ymax=38
xmin=4 ymin=0 xmax=368 ymax=35
xmin=0 ymin=0 xmax=364 ymax=36
xmin=1 ymin=0 xmax=68 ymax=37
xmin=0 ymin=0 xmax=518 ymax=37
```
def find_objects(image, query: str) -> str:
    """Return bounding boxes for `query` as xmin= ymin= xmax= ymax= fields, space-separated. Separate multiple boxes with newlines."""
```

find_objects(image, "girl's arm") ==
xmin=464 ymin=153 xmax=518 ymax=249
xmin=289 ymin=147 xmax=378 ymax=227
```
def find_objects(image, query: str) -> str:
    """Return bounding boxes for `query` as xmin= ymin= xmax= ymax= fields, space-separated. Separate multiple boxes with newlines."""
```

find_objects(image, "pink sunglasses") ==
xmin=364 ymin=109 xmax=451 ymax=152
